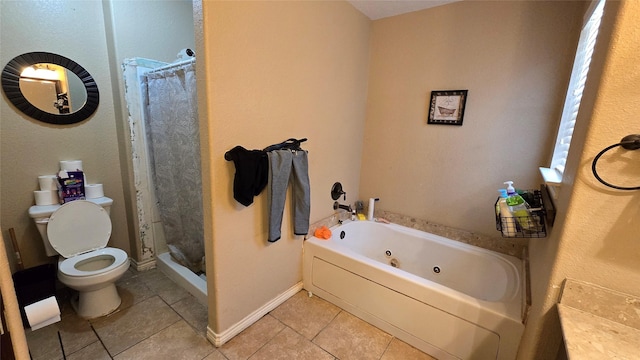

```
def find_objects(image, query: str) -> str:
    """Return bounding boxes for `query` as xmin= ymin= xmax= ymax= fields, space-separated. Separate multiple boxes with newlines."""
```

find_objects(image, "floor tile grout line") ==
xmin=121 ymin=317 xmax=183 ymax=357
xmin=267 ymin=308 xmax=342 ymax=360
xmin=52 ymin=269 xmax=429 ymax=360
xmin=270 ymin=302 xmax=347 ymax=359
xmin=243 ymin=315 xmax=288 ymax=360
xmin=110 ymin=271 xmax=199 ymax=356
xmin=312 ymin=309 xmax=345 ymax=359
xmin=310 ymin=308 xmax=343 ymax=343
xmin=167 ymin=294 xmax=210 ymax=338
xmin=214 ymin=350 xmax=231 ymax=360
xmin=89 ymin=322 xmax=115 ymax=359
xmin=95 ymin=309 xmax=183 ymax=358
xmin=377 ymin=335 xmax=395 ymax=360
xmin=153 ymin=289 xmax=208 ymax=341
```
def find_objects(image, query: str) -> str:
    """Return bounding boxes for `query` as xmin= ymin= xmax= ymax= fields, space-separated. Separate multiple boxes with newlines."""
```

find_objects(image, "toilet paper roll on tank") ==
xmin=35 ymin=174 xmax=59 ymax=205
xmin=33 ymin=160 xmax=105 ymax=205
xmin=38 ymin=175 xmax=58 ymax=191
xmin=59 ymin=160 xmax=83 ymax=171
xmin=33 ymin=190 xmax=59 ymax=206
xmin=59 ymin=159 xmax=87 ymax=183
xmin=85 ymin=184 xmax=104 ymax=199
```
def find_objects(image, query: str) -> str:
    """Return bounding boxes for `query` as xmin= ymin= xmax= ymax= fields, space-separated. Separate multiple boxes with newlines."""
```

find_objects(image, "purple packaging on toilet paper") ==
xmin=57 ymin=170 xmax=85 ymax=203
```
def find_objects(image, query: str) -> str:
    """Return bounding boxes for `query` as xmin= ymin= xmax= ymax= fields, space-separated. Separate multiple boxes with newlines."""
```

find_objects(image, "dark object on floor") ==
xmin=12 ymin=263 xmax=57 ymax=327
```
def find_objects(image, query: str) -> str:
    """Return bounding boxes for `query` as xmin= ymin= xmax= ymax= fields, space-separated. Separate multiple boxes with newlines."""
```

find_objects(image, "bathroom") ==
xmin=1 ymin=0 xmax=639 ymax=359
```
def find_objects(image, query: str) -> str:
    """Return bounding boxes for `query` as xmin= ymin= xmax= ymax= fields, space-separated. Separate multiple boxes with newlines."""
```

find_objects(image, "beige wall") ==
xmin=0 ymin=0 xmax=129 ymax=269
xmin=521 ymin=1 xmax=640 ymax=358
xmin=0 ymin=0 xmax=195 ymax=271
xmin=361 ymin=1 xmax=584 ymax=236
xmin=4 ymin=1 xmax=637 ymax=358
xmin=105 ymin=0 xmax=195 ymax=64
xmin=201 ymin=1 xmax=370 ymax=331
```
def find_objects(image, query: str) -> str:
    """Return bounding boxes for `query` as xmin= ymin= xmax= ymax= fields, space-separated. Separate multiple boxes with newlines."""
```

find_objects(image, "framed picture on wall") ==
xmin=427 ymin=90 xmax=468 ymax=126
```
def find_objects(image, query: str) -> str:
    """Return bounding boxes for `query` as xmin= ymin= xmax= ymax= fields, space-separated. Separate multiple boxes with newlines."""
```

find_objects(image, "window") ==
xmin=540 ymin=0 xmax=605 ymax=186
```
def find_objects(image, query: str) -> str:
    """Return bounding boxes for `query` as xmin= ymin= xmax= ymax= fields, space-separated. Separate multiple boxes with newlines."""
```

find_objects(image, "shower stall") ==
xmin=122 ymin=56 xmax=206 ymax=305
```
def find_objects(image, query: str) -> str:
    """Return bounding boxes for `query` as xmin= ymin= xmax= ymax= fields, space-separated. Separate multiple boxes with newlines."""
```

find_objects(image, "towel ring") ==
xmin=591 ymin=134 xmax=640 ymax=190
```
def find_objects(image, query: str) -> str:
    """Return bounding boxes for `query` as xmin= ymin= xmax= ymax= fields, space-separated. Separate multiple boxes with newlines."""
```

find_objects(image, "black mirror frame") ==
xmin=1 ymin=52 xmax=99 ymax=125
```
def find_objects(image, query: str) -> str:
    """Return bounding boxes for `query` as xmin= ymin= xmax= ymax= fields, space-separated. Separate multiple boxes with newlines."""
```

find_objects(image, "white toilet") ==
xmin=29 ymin=197 xmax=130 ymax=319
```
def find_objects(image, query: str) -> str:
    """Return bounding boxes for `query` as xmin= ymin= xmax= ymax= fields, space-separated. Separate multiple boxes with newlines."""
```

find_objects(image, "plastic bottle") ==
xmin=497 ymin=189 xmax=517 ymax=236
xmin=504 ymin=181 xmax=536 ymax=233
xmin=368 ymin=198 xmax=379 ymax=221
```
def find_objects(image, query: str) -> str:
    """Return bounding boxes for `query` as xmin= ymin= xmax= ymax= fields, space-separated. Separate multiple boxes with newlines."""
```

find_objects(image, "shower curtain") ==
xmin=143 ymin=60 xmax=204 ymax=273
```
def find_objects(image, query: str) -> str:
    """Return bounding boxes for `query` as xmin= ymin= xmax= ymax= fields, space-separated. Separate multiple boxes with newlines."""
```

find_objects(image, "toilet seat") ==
xmin=58 ymin=248 xmax=129 ymax=277
xmin=47 ymin=200 xmax=112 ymax=258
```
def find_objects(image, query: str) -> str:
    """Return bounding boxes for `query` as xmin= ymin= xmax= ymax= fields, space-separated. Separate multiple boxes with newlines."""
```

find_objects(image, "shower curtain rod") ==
xmin=146 ymin=58 xmax=195 ymax=74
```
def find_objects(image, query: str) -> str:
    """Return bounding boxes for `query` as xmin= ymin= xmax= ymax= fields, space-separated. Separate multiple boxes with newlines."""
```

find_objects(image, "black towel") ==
xmin=224 ymin=146 xmax=268 ymax=206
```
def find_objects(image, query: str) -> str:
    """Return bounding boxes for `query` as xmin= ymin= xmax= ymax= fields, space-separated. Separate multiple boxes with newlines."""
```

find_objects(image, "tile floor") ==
xmin=25 ymin=266 xmax=436 ymax=360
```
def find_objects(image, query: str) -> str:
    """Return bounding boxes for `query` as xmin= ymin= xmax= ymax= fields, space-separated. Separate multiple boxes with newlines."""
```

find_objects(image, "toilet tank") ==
xmin=28 ymin=197 xmax=113 ymax=257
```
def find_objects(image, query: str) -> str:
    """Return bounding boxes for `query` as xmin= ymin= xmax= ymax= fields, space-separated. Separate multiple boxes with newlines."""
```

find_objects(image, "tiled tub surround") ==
xmin=304 ymin=220 xmax=526 ymax=360
xmin=310 ymin=209 xmax=529 ymax=259
xmin=376 ymin=210 xmax=529 ymax=258
xmin=558 ymin=279 xmax=640 ymax=359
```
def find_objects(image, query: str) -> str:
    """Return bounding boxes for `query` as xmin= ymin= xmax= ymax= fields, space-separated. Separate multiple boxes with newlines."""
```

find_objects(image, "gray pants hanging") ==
xmin=267 ymin=150 xmax=310 ymax=242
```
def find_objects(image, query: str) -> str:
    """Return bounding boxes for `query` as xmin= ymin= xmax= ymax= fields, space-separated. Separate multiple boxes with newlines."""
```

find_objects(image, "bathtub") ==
xmin=302 ymin=220 xmax=525 ymax=360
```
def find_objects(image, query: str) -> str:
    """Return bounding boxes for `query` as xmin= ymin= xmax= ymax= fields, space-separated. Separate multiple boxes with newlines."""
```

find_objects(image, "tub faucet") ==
xmin=333 ymin=201 xmax=352 ymax=212
xmin=334 ymin=201 xmax=356 ymax=221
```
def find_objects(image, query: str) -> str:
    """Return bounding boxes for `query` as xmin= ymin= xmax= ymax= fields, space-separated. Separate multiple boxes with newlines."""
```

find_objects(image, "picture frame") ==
xmin=427 ymin=90 xmax=468 ymax=126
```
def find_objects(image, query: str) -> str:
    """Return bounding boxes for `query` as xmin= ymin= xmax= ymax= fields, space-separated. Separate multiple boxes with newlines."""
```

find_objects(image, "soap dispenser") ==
xmin=503 ymin=181 xmax=536 ymax=233
xmin=497 ymin=189 xmax=517 ymax=236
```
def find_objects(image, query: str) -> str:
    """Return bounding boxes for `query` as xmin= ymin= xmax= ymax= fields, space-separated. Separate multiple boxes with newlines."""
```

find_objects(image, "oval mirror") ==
xmin=1 ymin=52 xmax=99 ymax=125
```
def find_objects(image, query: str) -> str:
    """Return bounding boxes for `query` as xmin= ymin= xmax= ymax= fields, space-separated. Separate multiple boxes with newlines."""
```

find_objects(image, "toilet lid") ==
xmin=47 ymin=200 xmax=112 ymax=258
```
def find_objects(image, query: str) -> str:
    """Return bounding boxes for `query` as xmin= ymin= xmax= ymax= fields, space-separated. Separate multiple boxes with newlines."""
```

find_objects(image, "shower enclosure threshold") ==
xmin=157 ymin=252 xmax=207 ymax=306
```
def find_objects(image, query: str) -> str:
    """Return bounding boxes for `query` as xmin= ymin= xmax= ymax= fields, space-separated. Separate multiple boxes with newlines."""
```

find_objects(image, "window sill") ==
xmin=539 ymin=167 xmax=562 ymax=185
xmin=539 ymin=167 xmax=561 ymax=201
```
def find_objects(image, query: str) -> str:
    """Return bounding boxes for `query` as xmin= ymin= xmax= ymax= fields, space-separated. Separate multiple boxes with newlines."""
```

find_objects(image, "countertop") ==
xmin=558 ymin=279 xmax=640 ymax=359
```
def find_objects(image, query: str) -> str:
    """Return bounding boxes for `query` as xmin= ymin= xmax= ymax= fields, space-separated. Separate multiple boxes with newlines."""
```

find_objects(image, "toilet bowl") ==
xmin=57 ymin=248 xmax=129 ymax=318
xmin=29 ymin=198 xmax=130 ymax=319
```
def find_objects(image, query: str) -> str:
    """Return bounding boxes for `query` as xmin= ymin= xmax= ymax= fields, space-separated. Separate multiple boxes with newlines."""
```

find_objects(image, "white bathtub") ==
xmin=303 ymin=220 xmax=525 ymax=360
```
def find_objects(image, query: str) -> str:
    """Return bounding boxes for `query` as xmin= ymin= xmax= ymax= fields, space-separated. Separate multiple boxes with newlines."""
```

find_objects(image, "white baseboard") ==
xmin=206 ymin=281 xmax=303 ymax=347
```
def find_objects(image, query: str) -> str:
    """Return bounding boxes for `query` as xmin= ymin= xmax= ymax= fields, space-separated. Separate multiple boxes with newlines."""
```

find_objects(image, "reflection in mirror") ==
xmin=1 ymin=52 xmax=99 ymax=125
xmin=19 ymin=63 xmax=88 ymax=114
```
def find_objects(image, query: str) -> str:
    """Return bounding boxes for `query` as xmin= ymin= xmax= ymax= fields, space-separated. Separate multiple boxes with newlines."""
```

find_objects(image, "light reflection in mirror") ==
xmin=18 ymin=63 xmax=87 ymax=114
xmin=2 ymin=51 xmax=99 ymax=125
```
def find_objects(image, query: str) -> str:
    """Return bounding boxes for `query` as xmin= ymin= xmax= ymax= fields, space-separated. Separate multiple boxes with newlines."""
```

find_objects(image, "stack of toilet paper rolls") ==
xmin=33 ymin=160 xmax=105 ymax=206
xmin=34 ymin=175 xmax=59 ymax=205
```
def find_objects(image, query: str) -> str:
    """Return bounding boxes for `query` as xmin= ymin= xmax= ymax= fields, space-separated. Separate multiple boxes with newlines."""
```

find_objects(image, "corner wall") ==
xmin=520 ymin=1 xmax=640 ymax=358
xmin=361 ymin=1 xmax=584 ymax=237
xmin=200 ymin=1 xmax=371 ymax=332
